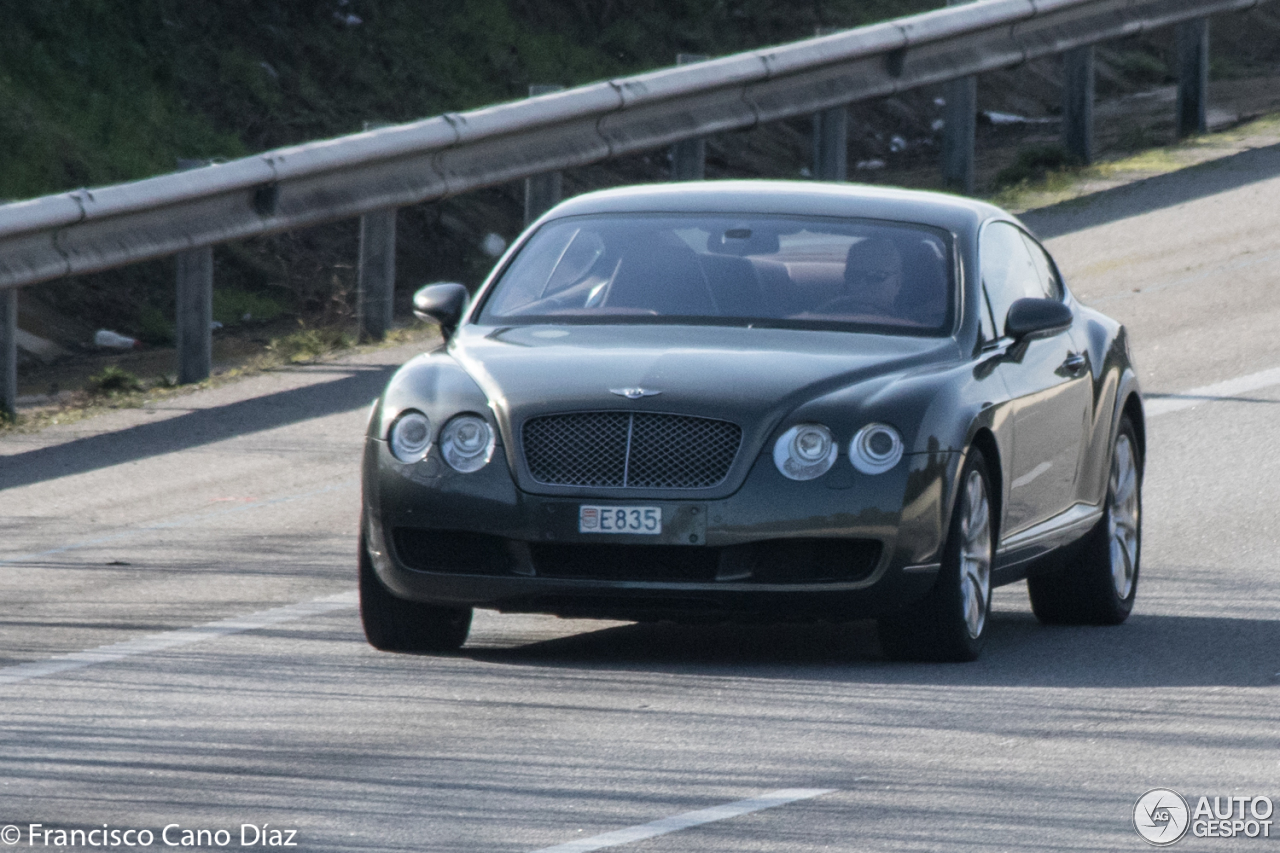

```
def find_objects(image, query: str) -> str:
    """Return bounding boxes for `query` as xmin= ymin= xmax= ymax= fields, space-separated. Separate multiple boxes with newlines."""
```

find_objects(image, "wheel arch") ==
xmin=1120 ymin=391 xmax=1146 ymax=474
xmin=939 ymin=424 xmax=1004 ymax=553
xmin=967 ymin=427 xmax=1003 ymax=543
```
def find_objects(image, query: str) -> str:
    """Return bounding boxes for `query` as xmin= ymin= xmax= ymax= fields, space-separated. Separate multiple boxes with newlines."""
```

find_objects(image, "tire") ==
xmin=878 ymin=448 xmax=995 ymax=662
xmin=1027 ymin=415 xmax=1141 ymax=625
xmin=359 ymin=532 xmax=472 ymax=652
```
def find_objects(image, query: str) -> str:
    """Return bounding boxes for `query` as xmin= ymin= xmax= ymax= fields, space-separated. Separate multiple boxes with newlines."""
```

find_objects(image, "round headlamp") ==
xmin=440 ymin=414 xmax=496 ymax=473
xmin=850 ymin=423 xmax=904 ymax=474
xmin=773 ymin=423 xmax=837 ymax=481
xmin=388 ymin=410 xmax=431 ymax=463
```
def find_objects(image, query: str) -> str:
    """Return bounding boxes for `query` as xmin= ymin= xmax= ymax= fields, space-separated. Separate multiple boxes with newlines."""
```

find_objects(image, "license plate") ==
xmin=578 ymin=505 xmax=661 ymax=534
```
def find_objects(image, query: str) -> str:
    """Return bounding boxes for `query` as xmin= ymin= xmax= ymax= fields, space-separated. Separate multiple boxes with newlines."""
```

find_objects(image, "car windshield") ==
xmin=477 ymin=213 xmax=954 ymax=334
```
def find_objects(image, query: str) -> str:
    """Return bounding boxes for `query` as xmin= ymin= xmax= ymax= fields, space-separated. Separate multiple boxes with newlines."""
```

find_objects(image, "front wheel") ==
xmin=878 ymin=448 xmax=995 ymax=662
xmin=359 ymin=532 xmax=472 ymax=652
xmin=1027 ymin=415 xmax=1141 ymax=625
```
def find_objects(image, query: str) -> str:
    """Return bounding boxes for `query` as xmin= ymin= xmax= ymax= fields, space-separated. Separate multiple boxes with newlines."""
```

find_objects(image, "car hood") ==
xmin=451 ymin=323 xmax=956 ymax=447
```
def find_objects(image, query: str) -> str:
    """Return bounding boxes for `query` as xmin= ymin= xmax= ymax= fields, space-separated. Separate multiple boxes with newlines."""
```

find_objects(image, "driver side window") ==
xmin=980 ymin=221 xmax=1044 ymax=338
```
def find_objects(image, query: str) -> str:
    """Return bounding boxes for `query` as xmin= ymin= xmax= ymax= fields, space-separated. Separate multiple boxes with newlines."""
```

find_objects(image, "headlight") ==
xmin=850 ymin=423 xmax=904 ymax=474
xmin=773 ymin=423 xmax=837 ymax=481
xmin=389 ymin=410 xmax=432 ymax=463
xmin=440 ymin=414 xmax=496 ymax=473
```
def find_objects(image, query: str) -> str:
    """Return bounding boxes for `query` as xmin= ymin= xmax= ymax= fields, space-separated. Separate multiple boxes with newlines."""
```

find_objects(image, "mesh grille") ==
xmin=523 ymin=413 xmax=629 ymax=487
xmin=626 ymin=414 xmax=741 ymax=488
xmin=523 ymin=412 xmax=741 ymax=489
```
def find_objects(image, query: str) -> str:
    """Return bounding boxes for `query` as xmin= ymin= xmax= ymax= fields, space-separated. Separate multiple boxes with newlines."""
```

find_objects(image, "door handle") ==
xmin=1062 ymin=352 xmax=1088 ymax=375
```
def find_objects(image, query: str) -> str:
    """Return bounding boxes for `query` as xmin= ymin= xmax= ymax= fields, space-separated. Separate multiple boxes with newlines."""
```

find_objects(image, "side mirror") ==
xmin=413 ymin=282 xmax=468 ymax=339
xmin=1004 ymin=297 xmax=1072 ymax=341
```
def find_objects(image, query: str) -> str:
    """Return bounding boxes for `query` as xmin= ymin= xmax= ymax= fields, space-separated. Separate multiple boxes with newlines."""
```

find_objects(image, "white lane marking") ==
xmin=0 ymin=479 xmax=357 ymax=567
xmin=527 ymin=789 xmax=836 ymax=853
xmin=1146 ymin=365 xmax=1280 ymax=417
xmin=0 ymin=591 xmax=357 ymax=686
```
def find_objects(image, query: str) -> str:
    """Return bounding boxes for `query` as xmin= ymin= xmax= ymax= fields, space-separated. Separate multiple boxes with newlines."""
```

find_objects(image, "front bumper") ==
xmin=363 ymin=438 xmax=959 ymax=621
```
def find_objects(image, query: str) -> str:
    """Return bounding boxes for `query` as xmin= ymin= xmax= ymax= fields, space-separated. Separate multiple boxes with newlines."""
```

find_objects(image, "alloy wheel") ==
xmin=959 ymin=469 xmax=993 ymax=639
xmin=1108 ymin=434 xmax=1140 ymax=600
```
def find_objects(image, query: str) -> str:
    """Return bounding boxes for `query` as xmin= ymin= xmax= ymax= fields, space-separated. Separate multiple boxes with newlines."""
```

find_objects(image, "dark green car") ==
xmin=360 ymin=181 xmax=1144 ymax=661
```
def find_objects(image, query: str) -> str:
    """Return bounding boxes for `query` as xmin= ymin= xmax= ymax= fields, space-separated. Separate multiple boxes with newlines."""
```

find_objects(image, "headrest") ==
xmin=709 ymin=226 xmax=780 ymax=256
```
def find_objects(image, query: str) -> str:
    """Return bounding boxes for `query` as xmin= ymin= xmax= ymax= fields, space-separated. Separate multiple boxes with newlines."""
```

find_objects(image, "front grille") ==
xmin=522 ymin=412 xmax=741 ymax=489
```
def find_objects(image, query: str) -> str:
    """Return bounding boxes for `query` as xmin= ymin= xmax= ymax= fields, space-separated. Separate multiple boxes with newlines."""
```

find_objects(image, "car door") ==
xmin=980 ymin=221 xmax=1093 ymax=536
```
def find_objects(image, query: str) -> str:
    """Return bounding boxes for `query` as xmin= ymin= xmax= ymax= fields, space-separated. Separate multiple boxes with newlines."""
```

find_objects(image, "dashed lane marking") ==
xmin=0 ymin=591 xmax=357 ymax=686
xmin=526 ymin=789 xmax=837 ymax=853
xmin=1145 ymin=365 xmax=1280 ymax=417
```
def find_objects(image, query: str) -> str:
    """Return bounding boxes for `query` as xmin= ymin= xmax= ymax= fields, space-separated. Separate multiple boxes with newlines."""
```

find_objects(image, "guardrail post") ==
xmin=670 ymin=54 xmax=709 ymax=180
xmin=1176 ymin=17 xmax=1209 ymax=137
xmin=941 ymin=76 xmax=977 ymax=193
xmin=0 ymin=288 xmax=16 ymax=419
xmin=1062 ymin=45 xmax=1095 ymax=164
xmin=812 ymin=107 xmax=848 ymax=181
xmin=358 ymin=208 xmax=397 ymax=342
xmin=939 ymin=0 xmax=977 ymax=194
xmin=175 ymin=159 xmax=213 ymax=385
xmin=811 ymin=29 xmax=848 ymax=182
xmin=175 ymin=245 xmax=213 ymax=385
xmin=357 ymin=124 xmax=397 ymax=343
xmin=524 ymin=85 xmax=565 ymax=225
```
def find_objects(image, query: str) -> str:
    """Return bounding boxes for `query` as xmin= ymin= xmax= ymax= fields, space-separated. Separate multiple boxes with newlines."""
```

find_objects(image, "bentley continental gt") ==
xmin=359 ymin=181 xmax=1144 ymax=662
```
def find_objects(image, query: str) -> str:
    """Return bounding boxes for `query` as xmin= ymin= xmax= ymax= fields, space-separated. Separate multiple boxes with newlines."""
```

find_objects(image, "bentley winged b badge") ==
xmin=609 ymin=387 xmax=662 ymax=399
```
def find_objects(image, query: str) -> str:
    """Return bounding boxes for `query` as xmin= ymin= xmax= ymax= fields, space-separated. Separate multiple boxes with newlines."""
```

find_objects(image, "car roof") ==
xmin=538 ymin=180 xmax=1005 ymax=236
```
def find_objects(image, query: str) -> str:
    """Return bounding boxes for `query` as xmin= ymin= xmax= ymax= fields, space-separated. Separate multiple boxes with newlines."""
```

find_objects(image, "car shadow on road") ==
xmin=0 ymin=364 xmax=394 ymax=492
xmin=463 ymin=610 xmax=1280 ymax=688
xmin=1020 ymin=141 xmax=1280 ymax=240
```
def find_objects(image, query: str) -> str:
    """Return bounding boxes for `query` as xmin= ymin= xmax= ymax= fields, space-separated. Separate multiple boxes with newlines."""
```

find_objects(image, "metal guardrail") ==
xmin=0 ymin=0 xmax=1266 ymax=293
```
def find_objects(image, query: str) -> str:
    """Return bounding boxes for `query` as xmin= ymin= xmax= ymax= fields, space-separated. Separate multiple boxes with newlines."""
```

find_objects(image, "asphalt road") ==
xmin=4 ymin=144 xmax=1280 ymax=852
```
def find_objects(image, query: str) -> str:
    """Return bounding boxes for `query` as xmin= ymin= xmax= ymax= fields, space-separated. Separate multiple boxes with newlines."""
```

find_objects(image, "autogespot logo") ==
xmin=1134 ymin=788 xmax=1192 ymax=846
